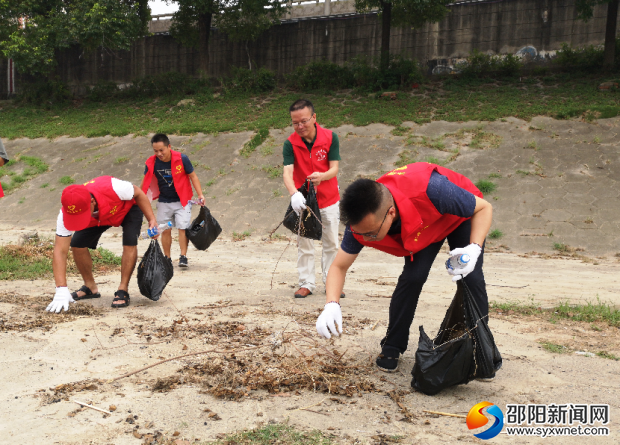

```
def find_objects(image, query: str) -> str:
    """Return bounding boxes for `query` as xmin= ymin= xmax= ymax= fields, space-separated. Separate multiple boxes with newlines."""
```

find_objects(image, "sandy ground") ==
xmin=0 ymin=228 xmax=619 ymax=445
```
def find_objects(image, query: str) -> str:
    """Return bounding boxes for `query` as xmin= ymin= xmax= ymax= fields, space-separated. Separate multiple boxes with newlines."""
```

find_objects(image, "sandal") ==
xmin=71 ymin=285 xmax=101 ymax=301
xmin=111 ymin=290 xmax=130 ymax=308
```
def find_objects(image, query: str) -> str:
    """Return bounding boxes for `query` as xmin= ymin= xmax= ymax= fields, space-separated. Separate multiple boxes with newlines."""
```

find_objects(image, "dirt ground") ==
xmin=0 ymin=228 xmax=618 ymax=445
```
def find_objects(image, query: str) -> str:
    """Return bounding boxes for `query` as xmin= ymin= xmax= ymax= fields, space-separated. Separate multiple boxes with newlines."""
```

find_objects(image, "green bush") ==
xmin=222 ymin=67 xmax=276 ymax=93
xmin=124 ymin=72 xmax=210 ymax=98
xmin=286 ymin=60 xmax=353 ymax=91
xmin=88 ymin=80 xmax=119 ymax=102
xmin=457 ymin=49 xmax=523 ymax=78
xmin=16 ymin=77 xmax=72 ymax=105
xmin=286 ymin=55 xmax=423 ymax=92
xmin=553 ymin=41 xmax=620 ymax=72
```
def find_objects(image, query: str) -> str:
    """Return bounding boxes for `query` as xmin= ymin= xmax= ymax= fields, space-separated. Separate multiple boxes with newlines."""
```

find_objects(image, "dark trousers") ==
xmin=380 ymin=219 xmax=488 ymax=354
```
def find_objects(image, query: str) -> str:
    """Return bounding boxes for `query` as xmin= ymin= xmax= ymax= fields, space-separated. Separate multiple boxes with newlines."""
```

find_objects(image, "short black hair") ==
xmin=151 ymin=133 xmax=170 ymax=147
xmin=289 ymin=99 xmax=315 ymax=115
xmin=340 ymin=179 xmax=386 ymax=226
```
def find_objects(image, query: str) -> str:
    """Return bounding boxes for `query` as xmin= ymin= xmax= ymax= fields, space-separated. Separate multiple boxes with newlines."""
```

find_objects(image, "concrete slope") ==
xmin=1 ymin=116 xmax=619 ymax=256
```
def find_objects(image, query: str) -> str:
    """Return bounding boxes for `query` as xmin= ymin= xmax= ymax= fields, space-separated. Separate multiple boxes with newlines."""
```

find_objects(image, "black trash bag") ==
xmin=461 ymin=280 xmax=503 ymax=379
xmin=411 ymin=280 xmax=502 ymax=395
xmin=186 ymin=205 xmax=222 ymax=251
xmin=411 ymin=288 xmax=475 ymax=395
xmin=137 ymin=240 xmax=174 ymax=301
xmin=283 ymin=179 xmax=322 ymax=240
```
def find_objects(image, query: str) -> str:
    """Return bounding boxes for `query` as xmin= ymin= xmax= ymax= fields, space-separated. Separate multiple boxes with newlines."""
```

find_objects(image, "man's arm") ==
xmin=308 ymin=160 xmax=339 ymax=187
xmin=325 ymin=248 xmax=358 ymax=304
xmin=52 ymin=235 xmax=71 ymax=288
xmin=187 ymin=171 xmax=205 ymax=203
xmin=470 ymin=196 xmax=493 ymax=245
xmin=316 ymin=248 xmax=358 ymax=338
xmin=283 ymin=165 xmax=297 ymax=196
xmin=132 ymin=185 xmax=158 ymax=232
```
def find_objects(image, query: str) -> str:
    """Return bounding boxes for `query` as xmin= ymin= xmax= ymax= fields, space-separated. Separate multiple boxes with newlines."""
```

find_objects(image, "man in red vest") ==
xmin=141 ymin=133 xmax=204 ymax=268
xmin=283 ymin=99 xmax=343 ymax=299
xmin=0 ymin=137 xmax=8 ymax=198
xmin=46 ymin=176 xmax=158 ymax=312
xmin=315 ymin=163 xmax=494 ymax=374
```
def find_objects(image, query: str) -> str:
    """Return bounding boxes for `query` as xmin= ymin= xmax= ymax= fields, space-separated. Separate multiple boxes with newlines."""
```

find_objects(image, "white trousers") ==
xmin=297 ymin=201 xmax=340 ymax=293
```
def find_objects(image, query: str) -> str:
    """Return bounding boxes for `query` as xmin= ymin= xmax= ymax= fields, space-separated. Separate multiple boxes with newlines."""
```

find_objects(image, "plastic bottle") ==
xmin=139 ymin=221 xmax=173 ymax=239
xmin=445 ymin=254 xmax=470 ymax=272
xmin=188 ymin=198 xmax=204 ymax=206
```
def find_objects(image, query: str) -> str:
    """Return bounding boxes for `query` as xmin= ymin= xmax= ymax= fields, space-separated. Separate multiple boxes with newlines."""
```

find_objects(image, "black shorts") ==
xmin=70 ymin=205 xmax=144 ymax=249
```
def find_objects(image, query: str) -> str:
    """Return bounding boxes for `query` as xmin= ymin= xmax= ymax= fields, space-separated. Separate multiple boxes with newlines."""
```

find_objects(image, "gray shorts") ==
xmin=157 ymin=201 xmax=192 ymax=230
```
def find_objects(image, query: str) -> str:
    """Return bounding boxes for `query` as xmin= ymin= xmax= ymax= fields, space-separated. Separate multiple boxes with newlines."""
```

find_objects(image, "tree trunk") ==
xmin=604 ymin=0 xmax=619 ymax=69
xmin=380 ymin=0 xmax=391 ymax=70
xmin=198 ymin=12 xmax=213 ymax=77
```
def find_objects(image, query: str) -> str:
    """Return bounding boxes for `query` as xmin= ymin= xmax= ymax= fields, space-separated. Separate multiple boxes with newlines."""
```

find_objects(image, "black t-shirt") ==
xmin=144 ymin=154 xmax=194 ymax=203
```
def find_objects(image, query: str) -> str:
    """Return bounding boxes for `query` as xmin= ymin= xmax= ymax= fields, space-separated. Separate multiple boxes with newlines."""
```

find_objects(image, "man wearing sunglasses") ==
xmin=315 ymin=163 xmax=493 ymax=373
xmin=283 ymin=99 xmax=342 ymax=299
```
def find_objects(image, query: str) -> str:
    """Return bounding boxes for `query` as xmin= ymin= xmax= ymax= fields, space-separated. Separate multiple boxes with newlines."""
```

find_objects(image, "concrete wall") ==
xmin=2 ymin=0 xmax=615 ymax=96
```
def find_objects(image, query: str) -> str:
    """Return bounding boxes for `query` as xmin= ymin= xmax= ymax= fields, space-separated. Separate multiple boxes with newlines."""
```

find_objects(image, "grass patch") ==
xmin=390 ymin=126 xmax=409 ymax=136
xmin=262 ymin=164 xmax=283 ymax=179
xmin=114 ymin=156 xmax=129 ymax=164
xmin=488 ymin=173 xmax=502 ymax=178
xmin=232 ymin=230 xmax=251 ymax=241
xmin=475 ymin=180 xmax=496 ymax=194
xmin=425 ymin=156 xmax=442 ymax=165
xmin=240 ymin=127 xmax=269 ymax=158
xmin=596 ymin=351 xmax=620 ymax=361
xmin=0 ymin=155 xmax=49 ymax=194
xmin=526 ymin=140 xmax=539 ymax=150
xmin=394 ymin=148 xmax=417 ymax=167
xmin=59 ymin=176 xmax=74 ymax=185
xmin=540 ymin=341 xmax=569 ymax=354
xmin=214 ymin=423 xmax=335 ymax=445
xmin=40 ymin=183 xmax=49 ymax=188
xmin=470 ymin=129 xmax=502 ymax=149
xmin=488 ymin=229 xmax=503 ymax=239
xmin=490 ymin=298 xmax=620 ymax=328
xmin=0 ymin=235 xmax=121 ymax=280
xmin=2 ymin=73 xmax=619 ymax=140
xmin=554 ymin=299 xmax=620 ymax=327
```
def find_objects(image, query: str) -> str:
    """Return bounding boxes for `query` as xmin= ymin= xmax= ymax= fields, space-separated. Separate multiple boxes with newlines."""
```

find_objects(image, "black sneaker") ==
xmin=179 ymin=255 xmax=188 ymax=268
xmin=376 ymin=347 xmax=400 ymax=372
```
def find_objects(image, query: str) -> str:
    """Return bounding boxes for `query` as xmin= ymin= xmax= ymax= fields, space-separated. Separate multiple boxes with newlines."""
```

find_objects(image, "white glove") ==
xmin=291 ymin=191 xmax=307 ymax=216
xmin=46 ymin=287 xmax=75 ymax=313
xmin=448 ymin=243 xmax=482 ymax=282
xmin=316 ymin=302 xmax=343 ymax=339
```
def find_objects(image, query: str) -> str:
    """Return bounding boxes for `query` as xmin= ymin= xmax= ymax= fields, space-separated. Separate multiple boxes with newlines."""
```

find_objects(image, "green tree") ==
xmin=355 ymin=0 xmax=450 ymax=69
xmin=0 ymin=0 xmax=150 ymax=75
xmin=168 ymin=0 xmax=289 ymax=75
xmin=576 ymin=0 xmax=619 ymax=68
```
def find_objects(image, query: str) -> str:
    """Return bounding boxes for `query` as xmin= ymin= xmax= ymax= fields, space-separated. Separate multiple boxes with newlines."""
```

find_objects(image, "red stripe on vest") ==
xmin=142 ymin=150 xmax=193 ymax=207
xmin=288 ymin=123 xmax=339 ymax=209
xmin=83 ymin=176 xmax=136 ymax=228
xmin=353 ymin=163 xmax=483 ymax=257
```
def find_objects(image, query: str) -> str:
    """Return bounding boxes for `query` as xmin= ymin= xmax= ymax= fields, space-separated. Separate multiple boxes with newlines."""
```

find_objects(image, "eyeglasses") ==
xmin=291 ymin=117 xmax=314 ymax=127
xmin=350 ymin=206 xmax=393 ymax=239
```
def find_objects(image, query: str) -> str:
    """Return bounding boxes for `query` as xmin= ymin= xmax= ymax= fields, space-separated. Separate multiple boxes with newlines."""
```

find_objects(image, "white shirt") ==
xmin=56 ymin=178 xmax=135 ymax=236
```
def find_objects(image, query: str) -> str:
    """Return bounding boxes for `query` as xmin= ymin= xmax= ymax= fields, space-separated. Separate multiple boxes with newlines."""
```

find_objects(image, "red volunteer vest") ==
xmin=84 ymin=176 xmax=136 ymax=228
xmin=142 ymin=150 xmax=193 ymax=207
xmin=288 ymin=123 xmax=339 ymax=209
xmin=0 ymin=182 xmax=4 ymax=198
xmin=353 ymin=163 xmax=483 ymax=258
